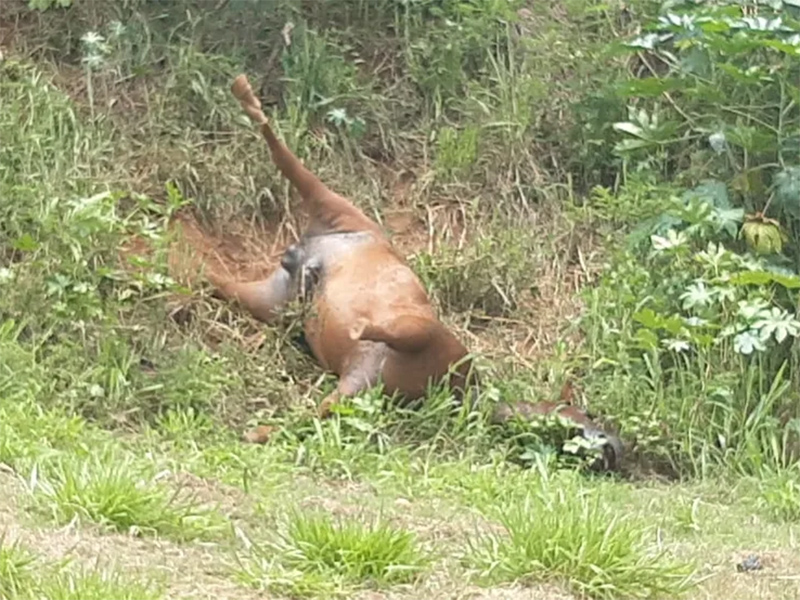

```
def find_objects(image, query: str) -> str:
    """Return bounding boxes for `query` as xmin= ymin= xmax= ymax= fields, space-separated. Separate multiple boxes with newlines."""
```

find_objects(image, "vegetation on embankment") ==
xmin=1 ymin=0 xmax=800 ymax=598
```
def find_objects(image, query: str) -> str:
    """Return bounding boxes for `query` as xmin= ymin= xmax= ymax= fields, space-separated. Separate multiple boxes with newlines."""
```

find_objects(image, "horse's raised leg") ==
xmin=231 ymin=74 xmax=381 ymax=237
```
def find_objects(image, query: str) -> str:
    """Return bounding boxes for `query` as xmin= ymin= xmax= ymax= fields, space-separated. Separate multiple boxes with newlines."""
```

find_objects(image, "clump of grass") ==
xmin=464 ymin=478 xmax=697 ymax=599
xmin=36 ymin=568 xmax=164 ymax=600
xmin=26 ymin=450 xmax=226 ymax=542
xmin=0 ymin=537 xmax=36 ymax=599
xmin=237 ymin=510 xmax=429 ymax=598
xmin=412 ymin=224 xmax=539 ymax=319
xmin=0 ymin=539 xmax=162 ymax=600
xmin=671 ymin=497 xmax=703 ymax=535
xmin=759 ymin=469 xmax=800 ymax=523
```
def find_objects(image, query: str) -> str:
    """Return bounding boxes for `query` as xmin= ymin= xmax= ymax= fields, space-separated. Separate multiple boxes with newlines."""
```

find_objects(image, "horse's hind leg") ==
xmin=231 ymin=74 xmax=381 ymax=237
xmin=208 ymin=266 xmax=295 ymax=324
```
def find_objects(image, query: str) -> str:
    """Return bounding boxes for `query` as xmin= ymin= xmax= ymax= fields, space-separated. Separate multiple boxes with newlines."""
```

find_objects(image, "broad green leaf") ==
xmin=728 ymin=270 xmax=800 ymax=289
xmin=680 ymin=46 xmax=711 ymax=76
xmin=12 ymin=233 xmax=39 ymax=252
xmin=614 ymin=77 xmax=685 ymax=98
xmin=613 ymin=122 xmax=646 ymax=138
xmin=633 ymin=308 xmax=664 ymax=330
xmin=762 ymin=39 xmax=800 ymax=56
xmin=734 ymin=330 xmax=765 ymax=355
xmin=714 ymin=207 xmax=745 ymax=238
xmin=741 ymin=221 xmax=785 ymax=255
xmin=682 ymin=179 xmax=730 ymax=209
xmin=614 ymin=139 xmax=657 ymax=154
xmin=731 ymin=169 xmax=766 ymax=199
xmin=663 ymin=338 xmax=690 ymax=353
xmin=753 ymin=307 xmax=800 ymax=344
xmin=680 ymin=281 xmax=714 ymax=310
xmin=663 ymin=315 xmax=686 ymax=336
xmin=634 ymin=328 xmax=660 ymax=350
xmin=726 ymin=125 xmax=776 ymax=154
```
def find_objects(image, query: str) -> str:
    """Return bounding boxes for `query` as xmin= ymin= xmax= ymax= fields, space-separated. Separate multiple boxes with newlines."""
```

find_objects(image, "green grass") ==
xmin=236 ymin=510 xmax=430 ymax=598
xmin=25 ymin=449 xmax=227 ymax=541
xmin=759 ymin=468 xmax=800 ymax=523
xmin=34 ymin=569 xmax=164 ymax=600
xmin=0 ymin=538 xmax=36 ymax=599
xmin=464 ymin=471 xmax=697 ymax=599
xmin=0 ymin=538 xmax=162 ymax=600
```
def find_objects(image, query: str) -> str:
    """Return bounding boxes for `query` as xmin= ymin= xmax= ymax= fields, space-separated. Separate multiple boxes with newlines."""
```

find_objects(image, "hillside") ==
xmin=1 ymin=1 xmax=800 ymax=598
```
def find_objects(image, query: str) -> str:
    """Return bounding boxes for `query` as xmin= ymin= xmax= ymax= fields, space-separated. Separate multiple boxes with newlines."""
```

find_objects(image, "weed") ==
xmin=412 ymin=224 xmax=538 ymax=318
xmin=237 ymin=510 xmax=429 ymax=597
xmin=36 ymin=568 xmax=164 ymax=600
xmin=0 ymin=539 xmax=162 ymax=600
xmin=759 ymin=468 xmax=800 ymax=523
xmin=0 ymin=538 xmax=36 ymax=599
xmin=465 ymin=471 xmax=697 ymax=599
xmin=671 ymin=497 xmax=703 ymax=536
xmin=435 ymin=125 xmax=480 ymax=179
xmin=283 ymin=511 xmax=428 ymax=584
xmin=26 ymin=449 xmax=226 ymax=541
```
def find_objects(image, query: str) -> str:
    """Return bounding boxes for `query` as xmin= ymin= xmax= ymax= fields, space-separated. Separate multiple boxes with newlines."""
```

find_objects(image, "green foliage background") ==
xmin=2 ymin=0 xmax=800 ymax=481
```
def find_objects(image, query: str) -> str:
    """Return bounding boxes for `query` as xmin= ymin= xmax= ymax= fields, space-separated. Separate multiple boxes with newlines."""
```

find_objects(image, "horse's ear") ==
xmin=558 ymin=378 xmax=575 ymax=405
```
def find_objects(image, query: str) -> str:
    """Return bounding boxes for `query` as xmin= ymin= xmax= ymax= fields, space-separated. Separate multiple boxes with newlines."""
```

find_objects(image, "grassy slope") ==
xmin=0 ymin=1 xmax=799 ymax=598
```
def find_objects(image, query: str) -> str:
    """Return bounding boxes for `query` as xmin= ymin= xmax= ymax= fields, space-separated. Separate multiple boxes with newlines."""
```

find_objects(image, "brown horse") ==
xmin=204 ymin=74 xmax=623 ymax=471
xmin=205 ymin=74 xmax=474 ymax=422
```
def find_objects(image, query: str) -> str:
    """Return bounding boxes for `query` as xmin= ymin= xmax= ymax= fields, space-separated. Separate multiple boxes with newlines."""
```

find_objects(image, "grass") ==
xmin=0 ymin=537 xmax=163 ymax=600
xmin=759 ymin=468 xmax=800 ymax=523
xmin=0 ymin=538 xmax=36 ymax=599
xmin=25 ymin=450 xmax=228 ymax=541
xmin=464 ymin=471 xmax=696 ymax=599
xmin=34 ymin=569 xmax=164 ymax=600
xmin=236 ymin=511 xmax=429 ymax=597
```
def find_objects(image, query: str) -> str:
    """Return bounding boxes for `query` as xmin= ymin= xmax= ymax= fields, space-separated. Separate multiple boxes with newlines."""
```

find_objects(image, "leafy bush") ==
xmin=563 ymin=1 xmax=800 ymax=476
xmin=612 ymin=0 xmax=800 ymax=263
xmin=578 ymin=176 xmax=800 ymax=474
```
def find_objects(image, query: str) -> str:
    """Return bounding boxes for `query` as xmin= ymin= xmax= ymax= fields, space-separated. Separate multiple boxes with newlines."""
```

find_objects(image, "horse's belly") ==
xmin=302 ymin=244 xmax=435 ymax=376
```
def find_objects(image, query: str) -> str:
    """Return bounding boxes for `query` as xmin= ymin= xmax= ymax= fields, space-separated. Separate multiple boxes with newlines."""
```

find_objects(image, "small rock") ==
xmin=736 ymin=554 xmax=762 ymax=573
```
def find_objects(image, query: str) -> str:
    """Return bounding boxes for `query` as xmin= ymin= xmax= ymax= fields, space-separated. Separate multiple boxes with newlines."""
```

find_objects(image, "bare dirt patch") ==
xmin=353 ymin=581 xmax=577 ymax=600
xmin=688 ymin=549 xmax=800 ymax=600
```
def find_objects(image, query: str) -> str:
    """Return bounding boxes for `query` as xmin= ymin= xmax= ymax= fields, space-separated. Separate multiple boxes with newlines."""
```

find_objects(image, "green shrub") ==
xmin=611 ymin=0 xmax=800 ymax=264
xmin=577 ymin=177 xmax=800 ymax=474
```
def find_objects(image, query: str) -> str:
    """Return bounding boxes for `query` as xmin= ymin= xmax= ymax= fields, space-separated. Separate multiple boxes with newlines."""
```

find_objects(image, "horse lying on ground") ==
xmin=200 ymin=73 xmax=624 ymax=471
xmin=208 ymin=74 xmax=475 ymax=420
